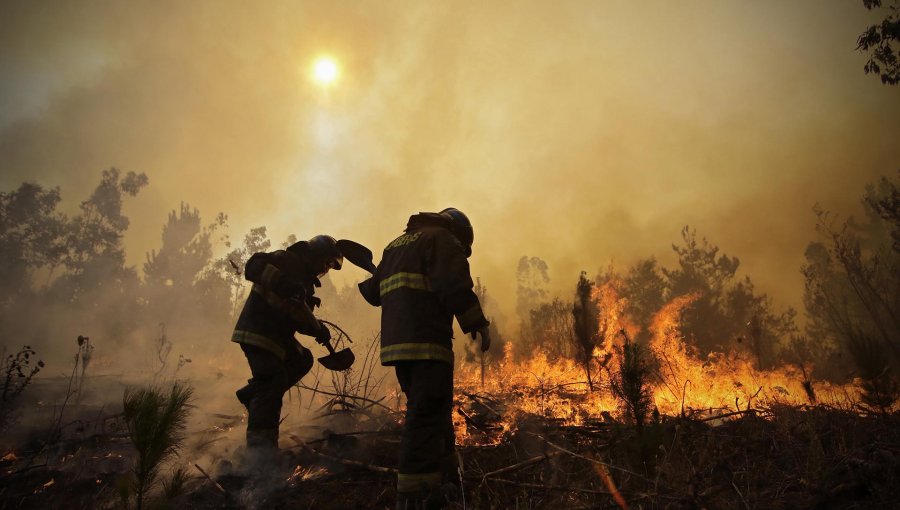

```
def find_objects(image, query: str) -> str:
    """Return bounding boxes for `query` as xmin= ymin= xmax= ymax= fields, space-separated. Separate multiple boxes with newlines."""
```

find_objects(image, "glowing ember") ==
xmin=287 ymin=465 xmax=329 ymax=483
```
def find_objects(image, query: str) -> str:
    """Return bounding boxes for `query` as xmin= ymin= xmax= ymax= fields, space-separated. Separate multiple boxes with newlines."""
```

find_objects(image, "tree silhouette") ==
xmin=572 ymin=271 xmax=601 ymax=391
xmin=662 ymin=227 xmax=794 ymax=367
xmin=516 ymin=255 xmax=551 ymax=353
xmin=803 ymin=172 xmax=900 ymax=405
xmin=858 ymin=0 xmax=900 ymax=85
xmin=526 ymin=298 xmax=575 ymax=359
xmin=621 ymin=258 xmax=667 ymax=341
xmin=0 ymin=183 xmax=67 ymax=299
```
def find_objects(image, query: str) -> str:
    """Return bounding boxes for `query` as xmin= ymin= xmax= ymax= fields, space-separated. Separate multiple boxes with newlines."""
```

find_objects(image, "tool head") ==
xmin=336 ymin=239 xmax=376 ymax=273
xmin=317 ymin=347 xmax=355 ymax=371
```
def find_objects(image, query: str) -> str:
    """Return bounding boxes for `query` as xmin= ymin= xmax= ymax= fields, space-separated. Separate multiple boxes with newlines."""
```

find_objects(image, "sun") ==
xmin=311 ymin=56 xmax=340 ymax=87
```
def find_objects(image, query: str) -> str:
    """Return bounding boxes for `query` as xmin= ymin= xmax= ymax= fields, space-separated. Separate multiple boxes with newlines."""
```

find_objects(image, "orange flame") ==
xmin=455 ymin=282 xmax=868 ymax=446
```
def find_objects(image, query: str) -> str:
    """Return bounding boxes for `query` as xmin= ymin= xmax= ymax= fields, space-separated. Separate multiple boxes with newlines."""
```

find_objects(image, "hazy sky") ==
xmin=1 ymin=1 xmax=898 ymax=324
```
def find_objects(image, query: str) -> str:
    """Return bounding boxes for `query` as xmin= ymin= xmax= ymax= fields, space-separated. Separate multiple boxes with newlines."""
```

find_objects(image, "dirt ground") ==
xmin=2 ymin=398 xmax=899 ymax=510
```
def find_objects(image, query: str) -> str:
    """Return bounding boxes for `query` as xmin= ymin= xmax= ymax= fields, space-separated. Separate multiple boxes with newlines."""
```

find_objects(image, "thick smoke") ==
xmin=1 ymin=2 xmax=899 ymax=454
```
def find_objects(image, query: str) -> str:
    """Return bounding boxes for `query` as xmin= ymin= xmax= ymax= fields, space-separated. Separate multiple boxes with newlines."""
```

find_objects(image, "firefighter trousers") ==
xmin=394 ymin=360 xmax=456 ymax=495
xmin=238 ymin=341 xmax=313 ymax=449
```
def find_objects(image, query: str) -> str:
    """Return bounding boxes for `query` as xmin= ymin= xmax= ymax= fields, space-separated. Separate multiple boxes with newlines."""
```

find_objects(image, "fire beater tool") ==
xmin=336 ymin=239 xmax=376 ymax=273
xmin=318 ymin=337 xmax=355 ymax=371
xmin=317 ymin=239 xmax=373 ymax=371
xmin=317 ymin=320 xmax=355 ymax=371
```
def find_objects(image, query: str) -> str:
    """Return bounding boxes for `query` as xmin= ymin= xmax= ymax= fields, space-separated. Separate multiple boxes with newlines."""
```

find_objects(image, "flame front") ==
xmin=455 ymin=282 xmax=868 ymax=446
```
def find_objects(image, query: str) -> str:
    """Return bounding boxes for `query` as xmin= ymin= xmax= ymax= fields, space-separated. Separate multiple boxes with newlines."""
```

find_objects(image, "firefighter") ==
xmin=232 ymin=235 xmax=342 ymax=453
xmin=359 ymin=208 xmax=491 ymax=510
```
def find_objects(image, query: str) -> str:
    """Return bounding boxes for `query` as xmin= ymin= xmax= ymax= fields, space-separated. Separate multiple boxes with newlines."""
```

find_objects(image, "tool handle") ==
xmin=323 ymin=340 xmax=336 ymax=354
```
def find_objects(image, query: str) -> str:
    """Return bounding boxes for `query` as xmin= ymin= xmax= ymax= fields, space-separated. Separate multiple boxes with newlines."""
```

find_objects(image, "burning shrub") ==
xmin=609 ymin=332 xmax=653 ymax=431
xmin=572 ymin=271 xmax=602 ymax=391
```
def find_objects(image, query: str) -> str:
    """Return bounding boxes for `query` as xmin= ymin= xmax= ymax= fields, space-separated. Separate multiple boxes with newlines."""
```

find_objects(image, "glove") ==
xmin=471 ymin=326 xmax=491 ymax=352
xmin=315 ymin=320 xmax=331 ymax=345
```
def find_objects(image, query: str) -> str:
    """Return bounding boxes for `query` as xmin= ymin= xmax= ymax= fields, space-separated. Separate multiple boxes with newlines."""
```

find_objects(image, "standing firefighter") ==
xmin=359 ymin=208 xmax=491 ymax=510
xmin=232 ymin=235 xmax=342 ymax=453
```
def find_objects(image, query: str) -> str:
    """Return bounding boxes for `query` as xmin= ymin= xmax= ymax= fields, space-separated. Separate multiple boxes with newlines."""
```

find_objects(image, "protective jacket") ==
xmin=231 ymin=249 xmax=323 ymax=360
xmin=359 ymin=213 xmax=489 ymax=365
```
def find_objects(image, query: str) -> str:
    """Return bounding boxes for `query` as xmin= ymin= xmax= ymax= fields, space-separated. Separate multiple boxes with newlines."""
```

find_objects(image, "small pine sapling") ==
xmin=610 ymin=330 xmax=654 ymax=433
xmin=121 ymin=382 xmax=194 ymax=510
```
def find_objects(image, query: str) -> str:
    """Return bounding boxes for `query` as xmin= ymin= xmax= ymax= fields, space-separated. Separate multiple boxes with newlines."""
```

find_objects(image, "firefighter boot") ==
xmin=239 ymin=429 xmax=279 ymax=477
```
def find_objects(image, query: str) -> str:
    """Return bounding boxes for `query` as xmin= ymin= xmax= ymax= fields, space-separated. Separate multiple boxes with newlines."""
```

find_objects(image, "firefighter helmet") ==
xmin=307 ymin=234 xmax=343 ymax=271
xmin=439 ymin=207 xmax=474 ymax=257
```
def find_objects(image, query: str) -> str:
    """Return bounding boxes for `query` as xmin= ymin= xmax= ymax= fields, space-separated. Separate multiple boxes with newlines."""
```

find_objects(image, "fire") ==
xmin=646 ymin=292 xmax=859 ymax=415
xmin=287 ymin=465 xmax=329 ymax=483
xmin=454 ymin=282 xmax=870 ymax=446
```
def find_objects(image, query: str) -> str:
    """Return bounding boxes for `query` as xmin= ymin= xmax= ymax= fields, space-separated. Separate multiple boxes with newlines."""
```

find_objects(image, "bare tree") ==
xmin=803 ymin=173 xmax=900 ymax=407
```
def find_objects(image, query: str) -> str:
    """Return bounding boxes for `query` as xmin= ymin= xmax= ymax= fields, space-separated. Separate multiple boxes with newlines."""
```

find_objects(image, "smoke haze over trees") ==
xmin=1 ymin=4 xmax=898 ymax=506
xmin=2 ymin=1 xmax=897 ymax=321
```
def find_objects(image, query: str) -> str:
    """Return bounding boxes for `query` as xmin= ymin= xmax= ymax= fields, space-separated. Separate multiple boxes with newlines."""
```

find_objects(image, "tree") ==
xmin=864 ymin=171 xmax=900 ymax=250
xmin=526 ymin=298 xmax=574 ymax=359
xmin=858 ymin=0 xmax=900 ymax=85
xmin=662 ymin=227 xmax=740 ymax=353
xmin=621 ymin=258 xmax=667 ymax=341
xmin=803 ymin=173 xmax=900 ymax=405
xmin=661 ymin=227 xmax=794 ymax=367
xmin=210 ymin=225 xmax=271 ymax=318
xmin=142 ymin=204 xmax=232 ymax=353
xmin=0 ymin=183 xmax=67 ymax=299
xmin=144 ymin=203 xmax=216 ymax=289
xmin=609 ymin=332 xmax=653 ymax=432
xmin=516 ymin=256 xmax=550 ymax=323
xmin=516 ymin=256 xmax=550 ymax=353
xmin=572 ymin=271 xmax=601 ymax=391
xmin=0 ymin=170 xmax=149 ymax=348
xmin=62 ymin=168 xmax=148 ymax=277
xmin=48 ymin=168 xmax=148 ymax=305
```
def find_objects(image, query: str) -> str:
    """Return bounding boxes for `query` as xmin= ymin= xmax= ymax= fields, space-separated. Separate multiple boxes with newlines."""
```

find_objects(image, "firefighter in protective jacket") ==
xmin=359 ymin=208 xmax=491 ymax=509
xmin=232 ymin=235 xmax=342 ymax=451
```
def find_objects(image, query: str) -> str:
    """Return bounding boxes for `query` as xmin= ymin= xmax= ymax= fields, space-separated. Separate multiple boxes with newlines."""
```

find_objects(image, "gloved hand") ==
xmin=471 ymin=326 xmax=491 ymax=352
xmin=315 ymin=320 xmax=331 ymax=346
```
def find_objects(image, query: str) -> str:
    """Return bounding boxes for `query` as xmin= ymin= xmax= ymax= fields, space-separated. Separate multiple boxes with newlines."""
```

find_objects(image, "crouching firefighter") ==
xmin=232 ymin=235 xmax=342 ymax=451
xmin=358 ymin=208 xmax=491 ymax=510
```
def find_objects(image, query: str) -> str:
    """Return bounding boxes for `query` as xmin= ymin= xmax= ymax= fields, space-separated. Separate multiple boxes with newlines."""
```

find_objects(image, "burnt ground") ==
xmin=2 ymin=401 xmax=899 ymax=510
